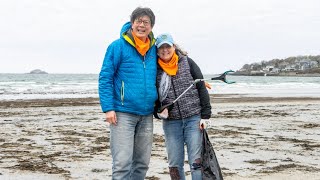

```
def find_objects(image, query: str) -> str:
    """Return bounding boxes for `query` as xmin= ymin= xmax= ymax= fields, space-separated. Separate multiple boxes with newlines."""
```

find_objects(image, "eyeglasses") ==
xmin=134 ymin=19 xmax=151 ymax=26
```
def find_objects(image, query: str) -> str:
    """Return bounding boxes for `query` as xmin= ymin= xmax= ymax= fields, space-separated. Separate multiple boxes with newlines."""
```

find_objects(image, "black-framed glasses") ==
xmin=134 ymin=19 xmax=151 ymax=26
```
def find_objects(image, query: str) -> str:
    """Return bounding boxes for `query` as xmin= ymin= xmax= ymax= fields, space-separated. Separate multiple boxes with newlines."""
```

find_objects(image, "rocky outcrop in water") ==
xmin=29 ymin=69 xmax=48 ymax=74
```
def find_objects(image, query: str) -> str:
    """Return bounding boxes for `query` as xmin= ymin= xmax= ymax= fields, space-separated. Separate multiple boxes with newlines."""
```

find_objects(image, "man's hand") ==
xmin=105 ymin=111 xmax=117 ymax=125
xmin=200 ymin=119 xmax=211 ymax=130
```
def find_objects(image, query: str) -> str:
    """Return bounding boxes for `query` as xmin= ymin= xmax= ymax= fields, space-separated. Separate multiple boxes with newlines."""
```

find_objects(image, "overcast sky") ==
xmin=1 ymin=0 xmax=320 ymax=74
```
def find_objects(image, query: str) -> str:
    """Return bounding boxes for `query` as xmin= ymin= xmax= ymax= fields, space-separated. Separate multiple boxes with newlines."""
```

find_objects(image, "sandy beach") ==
xmin=1 ymin=95 xmax=320 ymax=180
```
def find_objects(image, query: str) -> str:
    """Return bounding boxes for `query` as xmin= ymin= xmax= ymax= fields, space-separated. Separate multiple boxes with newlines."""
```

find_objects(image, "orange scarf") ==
xmin=132 ymin=32 xmax=150 ymax=56
xmin=158 ymin=52 xmax=179 ymax=76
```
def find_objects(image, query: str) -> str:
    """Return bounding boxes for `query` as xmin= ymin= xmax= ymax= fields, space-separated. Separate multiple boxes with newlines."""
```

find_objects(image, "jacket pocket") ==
xmin=121 ymin=81 xmax=124 ymax=105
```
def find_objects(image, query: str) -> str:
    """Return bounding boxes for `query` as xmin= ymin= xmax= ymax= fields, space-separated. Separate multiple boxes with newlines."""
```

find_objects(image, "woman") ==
xmin=155 ymin=33 xmax=212 ymax=180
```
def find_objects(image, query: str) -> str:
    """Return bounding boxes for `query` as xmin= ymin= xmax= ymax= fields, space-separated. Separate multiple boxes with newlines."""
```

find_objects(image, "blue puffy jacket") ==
xmin=99 ymin=22 xmax=158 ymax=115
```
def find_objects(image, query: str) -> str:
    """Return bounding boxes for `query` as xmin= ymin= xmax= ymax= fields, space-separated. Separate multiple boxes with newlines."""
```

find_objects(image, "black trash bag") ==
xmin=201 ymin=129 xmax=223 ymax=180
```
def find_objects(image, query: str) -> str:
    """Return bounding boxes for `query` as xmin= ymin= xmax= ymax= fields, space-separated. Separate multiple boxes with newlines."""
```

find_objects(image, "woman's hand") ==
xmin=157 ymin=108 xmax=169 ymax=119
xmin=205 ymin=82 xmax=212 ymax=89
xmin=200 ymin=119 xmax=211 ymax=130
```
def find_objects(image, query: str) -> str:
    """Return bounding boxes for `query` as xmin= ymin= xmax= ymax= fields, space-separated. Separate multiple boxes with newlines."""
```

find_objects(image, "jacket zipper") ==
xmin=121 ymin=81 xmax=124 ymax=105
xmin=143 ymin=56 xmax=146 ymax=68
xmin=143 ymin=55 xmax=146 ymax=110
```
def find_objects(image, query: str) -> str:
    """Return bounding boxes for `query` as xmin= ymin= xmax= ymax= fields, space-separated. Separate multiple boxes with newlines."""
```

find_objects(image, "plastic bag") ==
xmin=201 ymin=129 xmax=223 ymax=180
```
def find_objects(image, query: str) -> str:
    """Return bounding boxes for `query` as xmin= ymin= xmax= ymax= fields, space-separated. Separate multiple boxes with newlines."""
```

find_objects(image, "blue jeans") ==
xmin=163 ymin=115 xmax=203 ymax=180
xmin=110 ymin=112 xmax=153 ymax=180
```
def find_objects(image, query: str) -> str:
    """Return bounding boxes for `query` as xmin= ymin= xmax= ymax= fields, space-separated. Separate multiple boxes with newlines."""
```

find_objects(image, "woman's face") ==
xmin=131 ymin=15 xmax=152 ymax=41
xmin=157 ymin=44 xmax=175 ymax=63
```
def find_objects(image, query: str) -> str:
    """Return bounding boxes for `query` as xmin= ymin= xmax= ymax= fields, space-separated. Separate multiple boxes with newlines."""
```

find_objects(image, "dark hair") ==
xmin=130 ymin=7 xmax=155 ymax=27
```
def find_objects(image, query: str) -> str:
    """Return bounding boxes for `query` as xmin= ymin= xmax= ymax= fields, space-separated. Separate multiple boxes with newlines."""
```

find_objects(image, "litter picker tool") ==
xmin=158 ymin=70 xmax=235 ymax=113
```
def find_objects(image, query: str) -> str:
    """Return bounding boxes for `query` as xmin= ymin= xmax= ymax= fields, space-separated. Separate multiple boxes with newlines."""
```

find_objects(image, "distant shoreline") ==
xmin=232 ymin=73 xmax=320 ymax=77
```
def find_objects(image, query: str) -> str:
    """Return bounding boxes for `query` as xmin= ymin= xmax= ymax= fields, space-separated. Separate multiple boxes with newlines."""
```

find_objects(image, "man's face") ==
xmin=131 ymin=15 xmax=152 ymax=41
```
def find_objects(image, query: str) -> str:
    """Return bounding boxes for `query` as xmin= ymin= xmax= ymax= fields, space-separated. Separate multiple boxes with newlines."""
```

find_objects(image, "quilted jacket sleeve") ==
xmin=99 ymin=41 xmax=121 ymax=113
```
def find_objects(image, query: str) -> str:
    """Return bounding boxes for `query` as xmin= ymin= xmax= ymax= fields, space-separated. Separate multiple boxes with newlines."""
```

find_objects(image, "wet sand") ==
xmin=1 ymin=95 xmax=320 ymax=179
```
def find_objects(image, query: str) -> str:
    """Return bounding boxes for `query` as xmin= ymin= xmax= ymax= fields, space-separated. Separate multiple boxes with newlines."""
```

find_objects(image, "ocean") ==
xmin=205 ymin=74 xmax=320 ymax=98
xmin=0 ymin=73 xmax=319 ymax=100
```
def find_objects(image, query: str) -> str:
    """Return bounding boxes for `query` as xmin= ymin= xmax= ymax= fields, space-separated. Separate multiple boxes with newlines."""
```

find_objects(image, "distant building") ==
xmin=263 ymin=66 xmax=274 ymax=72
xmin=299 ymin=61 xmax=311 ymax=71
xmin=271 ymin=68 xmax=280 ymax=73
xmin=284 ymin=66 xmax=296 ymax=71
xmin=310 ymin=61 xmax=319 ymax=68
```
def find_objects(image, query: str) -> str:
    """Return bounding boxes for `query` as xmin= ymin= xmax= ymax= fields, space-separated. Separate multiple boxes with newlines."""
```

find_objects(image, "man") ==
xmin=99 ymin=7 xmax=157 ymax=180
